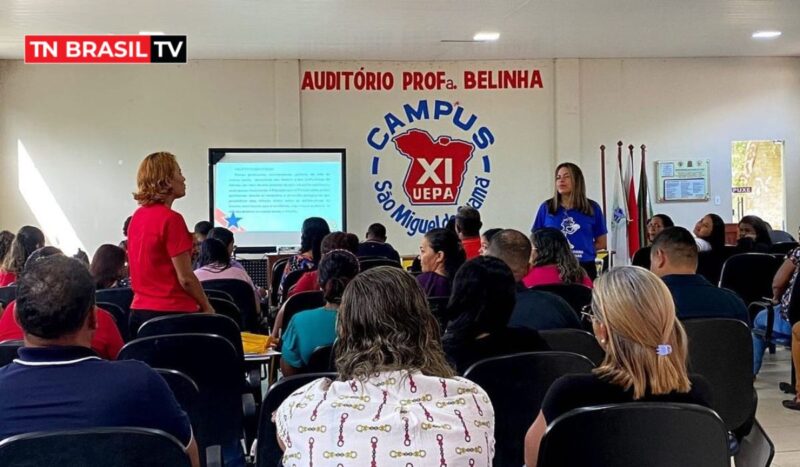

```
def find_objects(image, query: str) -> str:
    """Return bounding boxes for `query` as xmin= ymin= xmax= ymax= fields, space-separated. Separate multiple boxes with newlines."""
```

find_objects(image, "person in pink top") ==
xmin=523 ymin=227 xmax=593 ymax=288
xmin=193 ymin=237 xmax=260 ymax=306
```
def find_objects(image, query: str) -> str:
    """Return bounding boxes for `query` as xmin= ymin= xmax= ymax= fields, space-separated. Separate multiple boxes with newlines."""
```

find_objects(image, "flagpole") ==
xmin=614 ymin=141 xmax=623 ymax=268
xmin=600 ymin=145 xmax=607 ymax=215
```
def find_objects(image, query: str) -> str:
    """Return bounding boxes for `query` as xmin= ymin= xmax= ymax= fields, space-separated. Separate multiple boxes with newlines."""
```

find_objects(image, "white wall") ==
xmin=1 ymin=57 xmax=798 ymax=257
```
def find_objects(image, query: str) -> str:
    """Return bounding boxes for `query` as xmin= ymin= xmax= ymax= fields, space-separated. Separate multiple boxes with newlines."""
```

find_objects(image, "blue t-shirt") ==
xmin=0 ymin=346 xmax=192 ymax=446
xmin=281 ymin=306 xmax=337 ymax=369
xmin=532 ymin=200 xmax=608 ymax=262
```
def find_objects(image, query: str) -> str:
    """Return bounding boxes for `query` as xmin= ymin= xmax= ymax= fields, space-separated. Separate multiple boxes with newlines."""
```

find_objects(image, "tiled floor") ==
xmin=755 ymin=347 xmax=800 ymax=466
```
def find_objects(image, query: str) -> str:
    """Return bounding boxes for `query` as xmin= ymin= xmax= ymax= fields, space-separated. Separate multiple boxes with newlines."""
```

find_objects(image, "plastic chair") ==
xmin=427 ymin=296 xmax=451 ymax=331
xmin=119 ymin=333 xmax=244 ymax=466
xmin=96 ymin=287 xmax=133 ymax=316
xmin=631 ymin=246 xmax=651 ymax=269
xmin=205 ymin=288 xmax=235 ymax=303
xmin=697 ymin=248 xmax=736 ymax=286
xmin=0 ymin=286 xmax=16 ymax=307
xmin=734 ymin=419 xmax=775 ymax=467
xmin=770 ymin=241 xmax=798 ymax=255
xmin=154 ymin=368 xmax=207 ymax=460
xmin=306 ymin=344 xmax=335 ymax=373
xmin=463 ymin=351 xmax=594 ymax=466
xmin=269 ymin=258 xmax=289 ymax=307
xmin=539 ymin=329 xmax=605 ymax=366
xmin=201 ymin=279 xmax=259 ymax=331
xmin=530 ymin=283 xmax=592 ymax=317
xmin=537 ymin=403 xmax=730 ymax=467
xmin=137 ymin=314 xmax=244 ymax=359
xmin=358 ymin=258 xmax=402 ymax=271
xmin=96 ymin=302 xmax=130 ymax=342
xmin=255 ymin=372 xmax=336 ymax=467
xmin=280 ymin=269 xmax=311 ymax=303
xmin=0 ymin=427 xmax=192 ymax=467
xmin=683 ymin=318 xmax=755 ymax=434
xmin=280 ymin=291 xmax=325 ymax=336
xmin=0 ymin=339 xmax=23 ymax=367
xmin=719 ymin=253 xmax=782 ymax=309
xmin=208 ymin=297 xmax=243 ymax=328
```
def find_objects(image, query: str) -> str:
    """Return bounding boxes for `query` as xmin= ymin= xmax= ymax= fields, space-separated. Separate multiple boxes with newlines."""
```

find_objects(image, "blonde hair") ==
xmin=133 ymin=152 xmax=180 ymax=205
xmin=335 ymin=267 xmax=455 ymax=381
xmin=592 ymin=266 xmax=691 ymax=399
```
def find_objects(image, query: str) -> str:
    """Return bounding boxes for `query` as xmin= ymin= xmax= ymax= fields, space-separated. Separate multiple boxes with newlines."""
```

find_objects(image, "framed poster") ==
xmin=655 ymin=160 xmax=710 ymax=202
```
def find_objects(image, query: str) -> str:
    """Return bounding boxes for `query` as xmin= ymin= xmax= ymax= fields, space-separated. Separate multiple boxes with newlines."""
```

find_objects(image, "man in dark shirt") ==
xmin=487 ymin=229 xmax=581 ymax=330
xmin=356 ymin=223 xmax=401 ymax=262
xmin=455 ymin=206 xmax=483 ymax=259
xmin=650 ymin=226 xmax=748 ymax=323
xmin=0 ymin=255 xmax=198 ymax=466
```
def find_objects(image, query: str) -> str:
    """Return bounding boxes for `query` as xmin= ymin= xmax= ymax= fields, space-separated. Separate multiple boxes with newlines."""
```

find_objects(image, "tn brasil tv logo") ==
xmin=369 ymin=99 xmax=494 ymax=236
xmin=25 ymin=35 xmax=187 ymax=64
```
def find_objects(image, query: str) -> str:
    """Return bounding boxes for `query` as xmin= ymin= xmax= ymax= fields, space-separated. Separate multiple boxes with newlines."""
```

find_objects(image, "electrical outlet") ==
xmin=714 ymin=195 xmax=721 ymax=206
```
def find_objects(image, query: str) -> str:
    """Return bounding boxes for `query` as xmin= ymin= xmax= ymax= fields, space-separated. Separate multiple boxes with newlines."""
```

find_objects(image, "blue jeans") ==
xmin=752 ymin=305 xmax=792 ymax=374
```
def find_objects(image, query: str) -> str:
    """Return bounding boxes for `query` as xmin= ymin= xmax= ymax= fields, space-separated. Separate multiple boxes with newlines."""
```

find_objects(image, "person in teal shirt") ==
xmin=280 ymin=249 xmax=360 ymax=376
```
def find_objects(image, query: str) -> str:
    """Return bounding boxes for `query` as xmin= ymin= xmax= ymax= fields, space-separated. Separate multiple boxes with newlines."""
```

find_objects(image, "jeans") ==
xmin=752 ymin=305 xmax=792 ymax=374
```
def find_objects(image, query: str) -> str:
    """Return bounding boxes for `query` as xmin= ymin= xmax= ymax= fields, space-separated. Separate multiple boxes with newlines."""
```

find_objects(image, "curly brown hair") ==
xmin=133 ymin=152 xmax=180 ymax=205
xmin=335 ymin=267 xmax=455 ymax=381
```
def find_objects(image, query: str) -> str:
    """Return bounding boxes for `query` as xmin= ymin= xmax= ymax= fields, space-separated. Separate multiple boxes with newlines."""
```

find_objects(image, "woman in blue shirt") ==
xmin=532 ymin=162 xmax=607 ymax=279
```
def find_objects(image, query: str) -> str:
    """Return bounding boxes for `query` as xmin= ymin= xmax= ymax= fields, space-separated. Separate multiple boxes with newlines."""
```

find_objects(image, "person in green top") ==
xmin=280 ymin=249 xmax=360 ymax=376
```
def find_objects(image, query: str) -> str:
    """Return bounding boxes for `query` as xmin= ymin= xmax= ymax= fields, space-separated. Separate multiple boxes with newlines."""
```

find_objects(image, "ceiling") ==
xmin=1 ymin=0 xmax=799 ymax=60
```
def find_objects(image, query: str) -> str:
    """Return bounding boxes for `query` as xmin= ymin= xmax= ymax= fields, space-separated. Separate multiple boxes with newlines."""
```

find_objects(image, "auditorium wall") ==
xmin=0 ymin=57 xmax=798 ymax=256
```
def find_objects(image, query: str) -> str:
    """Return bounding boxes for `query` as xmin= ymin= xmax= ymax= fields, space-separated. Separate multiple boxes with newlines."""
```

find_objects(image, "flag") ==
xmin=624 ymin=149 xmax=640 ymax=256
xmin=637 ymin=148 xmax=653 ymax=247
xmin=610 ymin=155 xmax=630 ymax=266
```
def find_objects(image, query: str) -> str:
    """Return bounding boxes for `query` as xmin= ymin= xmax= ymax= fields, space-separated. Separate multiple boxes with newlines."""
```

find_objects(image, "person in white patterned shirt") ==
xmin=275 ymin=266 xmax=496 ymax=466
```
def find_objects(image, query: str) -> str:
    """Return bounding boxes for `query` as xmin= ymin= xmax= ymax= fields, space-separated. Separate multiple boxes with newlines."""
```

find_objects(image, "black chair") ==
xmin=719 ymin=253 xmax=782 ymax=310
xmin=539 ymin=329 xmax=605 ymax=366
xmin=463 ymin=351 xmax=594 ymax=466
xmin=269 ymin=258 xmax=290 ymax=307
xmin=734 ymin=419 xmax=775 ymax=467
xmin=255 ymin=372 xmax=336 ymax=467
xmin=205 ymin=288 xmax=235 ymax=303
xmin=280 ymin=269 xmax=311 ymax=303
xmin=96 ymin=287 xmax=133 ymax=315
xmin=697 ymin=247 xmax=737 ymax=286
xmin=97 ymin=301 xmax=130 ymax=342
xmin=537 ymin=403 xmax=730 ymax=467
xmin=0 ymin=339 xmax=23 ymax=367
xmin=155 ymin=368 xmax=203 ymax=453
xmin=280 ymin=291 xmax=325 ymax=337
xmin=427 ymin=296 xmax=451 ymax=331
xmin=208 ymin=297 xmax=243 ymax=328
xmin=631 ymin=246 xmax=651 ymax=269
xmin=119 ymin=333 xmax=244 ymax=466
xmin=358 ymin=257 xmax=402 ymax=271
xmin=530 ymin=283 xmax=592 ymax=317
xmin=0 ymin=427 xmax=191 ymax=467
xmin=770 ymin=241 xmax=798 ymax=255
xmin=306 ymin=344 xmax=335 ymax=373
xmin=0 ymin=285 xmax=16 ymax=306
xmin=683 ymin=318 xmax=755 ymax=434
xmin=138 ymin=314 xmax=244 ymax=358
xmin=201 ymin=279 xmax=259 ymax=331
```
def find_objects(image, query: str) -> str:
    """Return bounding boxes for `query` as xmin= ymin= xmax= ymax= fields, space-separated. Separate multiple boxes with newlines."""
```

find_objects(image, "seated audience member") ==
xmin=287 ymin=231 xmax=359 ymax=298
xmin=0 ymin=247 xmax=123 ymax=360
xmin=118 ymin=216 xmax=132 ymax=251
xmin=487 ymin=229 xmax=580 ymax=331
xmin=0 ymin=225 xmax=45 ymax=287
xmin=693 ymin=213 xmax=726 ymax=253
xmin=194 ymin=237 xmax=260 ymax=306
xmin=650 ymin=227 xmax=748 ymax=322
xmin=443 ymin=256 xmax=549 ymax=373
xmin=632 ymin=214 xmax=674 ymax=269
xmin=523 ymin=266 xmax=712 ymax=467
xmin=90 ymin=244 xmax=128 ymax=290
xmin=752 ymin=245 xmax=800 ymax=377
xmin=279 ymin=250 xmax=360 ymax=376
xmin=455 ymin=205 xmax=483 ymax=259
xmin=479 ymin=227 xmax=503 ymax=256
xmin=193 ymin=220 xmax=213 ymax=243
xmin=276 ymin=266 xmax=496 ymax=465
xmin=277 ymin=217 xmax=330 ymax=303
xmin=416 ymin=228 xmax=466 ymax=297
xmin=207 ymin=227 xmax=245 ymax=270
xmin=356 ymin=223 xmax=401 ymax=262
xmin=0 ymin=255 xmax=198 ymax=465
xmin=0 ymin=230 xmax=13 ymax=266
xmin=736 ymin=215 xmax=773 ymax=253
xmin=523 ymin=227 xmax=593 ymax=288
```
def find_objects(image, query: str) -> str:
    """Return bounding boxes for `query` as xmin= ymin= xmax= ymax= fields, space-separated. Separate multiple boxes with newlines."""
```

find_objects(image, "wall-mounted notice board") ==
xmin=655 ymin=159 xmax=710 ymax=202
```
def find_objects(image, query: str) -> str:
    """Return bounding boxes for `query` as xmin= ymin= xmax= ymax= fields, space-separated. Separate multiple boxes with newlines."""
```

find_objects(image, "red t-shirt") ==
xmin=0 ymin=301 xmax=124 ymax=360
xmin=128 ymin=204 xmax=198 ymax=312
xmin=0 ymin=271 xmax=17 ymax=287
xmin=462 ymin=237 xmax=482 ymax=260
xmin=287 ymin=270 xmax=320 ymax=298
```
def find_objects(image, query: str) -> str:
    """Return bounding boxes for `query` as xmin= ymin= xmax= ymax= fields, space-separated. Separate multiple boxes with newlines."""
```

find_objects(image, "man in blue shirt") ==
xmin=0 ymin=255 xmax=198 ymax=466
xmin=650 ymin=226 xmax=748 ymax=323
xmin=356 ymin=223 xmax=401 ymax=262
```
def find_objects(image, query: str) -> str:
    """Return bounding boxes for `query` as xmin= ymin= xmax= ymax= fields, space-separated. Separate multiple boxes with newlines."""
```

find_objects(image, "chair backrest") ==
xmin=0 ymin=427 xmax=191 ymax=467
xmin=207 ymin=297 xmax=243 ymax=328
xmin=280 ymin=291 xmax=325 ymax=336
xmin=538 ymin=403 xmax=730 ymax=467
xmin=118 ymin=333 xmax=243 ymax=454
xmin=155 ymin=368 xmax=200 ymax=427
xmin=539 ymin=329 xmax=605 ymax=366
xmin=358 ymin=257 xmax=402 ymax=271
xmin=682 ymin=318 xmax=754 ymax=432
xmin=306 ymin=344 xmax=335 ymax=373
xmin=734 ymin=419 xmax=775 ymax=467
xmin=269 ymin=258 xmax=290 ymax=307
xmin=256 ymin=372 xmax=336 ymax=467
xmin=697 ymin=248 xmax=736 ymax=286
xmin=770 ymin=241 xmax=798 ymax=255
xmin=427 ymin=296 xmax=451 ymax=331
xmin=530 ymin=283 xmax=592 ymax=316
xmin=463 ymin=351 xmax=594 ymax=466
xmin=204 ymin=288 xmax=235 ymax=303
xmin=95 ymin=287 xmax=133 ymax=315
xmin=0 ymin=339 xmax=23 ymax=367
xmin=0 ymin=285 xmax=16 ymax=307
xmin=201 ymin=279 xmax=259 ymax=331
xmin=96 ymin=302 xmax=130 ymax=342
xmin=137 ymin=313 xmax=244 ymax=359
xmin=719 ymin=253 xmax=782 ymax=305
xmin=281 ymin=269 xmax=311 ymax=302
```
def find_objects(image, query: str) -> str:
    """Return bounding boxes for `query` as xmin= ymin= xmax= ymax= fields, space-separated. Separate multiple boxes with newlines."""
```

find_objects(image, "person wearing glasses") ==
xmin=523 ymin=266 xmax=712 ymax=467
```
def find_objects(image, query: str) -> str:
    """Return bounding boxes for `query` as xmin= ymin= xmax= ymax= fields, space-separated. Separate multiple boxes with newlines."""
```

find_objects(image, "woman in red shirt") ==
xmin=0 ymin=226 xmax=45 ymax=287
xmin=127 ymin=152 xmax=214 ymax=335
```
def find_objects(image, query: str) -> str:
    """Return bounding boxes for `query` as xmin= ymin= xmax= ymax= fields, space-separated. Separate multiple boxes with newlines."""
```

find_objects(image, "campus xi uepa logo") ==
xmin=368 ymin=99 xmax=495 ymax=236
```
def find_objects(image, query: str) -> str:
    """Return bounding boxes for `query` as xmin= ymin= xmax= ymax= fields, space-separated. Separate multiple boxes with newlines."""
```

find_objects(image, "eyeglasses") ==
xmin=580 ymin=304 xmax=599 ymax=323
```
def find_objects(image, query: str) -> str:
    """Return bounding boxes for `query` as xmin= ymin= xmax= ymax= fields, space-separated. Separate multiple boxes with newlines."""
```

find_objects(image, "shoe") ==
xmin=780 ymin=382 xmax=795 ymax=394
xmin=782 ymin=399 xmax=800 ymax=411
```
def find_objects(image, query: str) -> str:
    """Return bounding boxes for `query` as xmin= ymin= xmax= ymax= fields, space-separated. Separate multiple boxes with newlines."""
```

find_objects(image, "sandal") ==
xmin=782 ymin=398 xmax=800 ymax=410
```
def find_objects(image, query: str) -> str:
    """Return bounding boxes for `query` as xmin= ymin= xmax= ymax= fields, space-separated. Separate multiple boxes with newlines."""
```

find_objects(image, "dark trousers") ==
xmin=129 ymin=309 xmax=194 ymax=338
xmin=580 ymin=261 xmax=598 ymax=281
